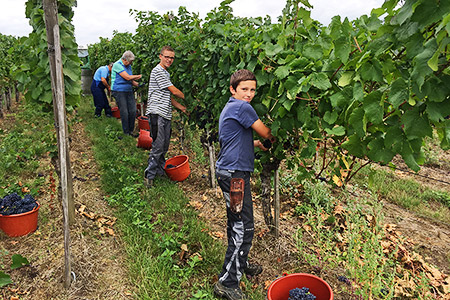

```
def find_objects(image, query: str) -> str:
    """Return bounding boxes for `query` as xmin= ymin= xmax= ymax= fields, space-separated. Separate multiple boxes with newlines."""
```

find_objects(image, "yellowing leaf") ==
xmin=181 ymin=244 xmax=189 ymax=252
xmin=333 ymin=175 xmax=343 ymax=187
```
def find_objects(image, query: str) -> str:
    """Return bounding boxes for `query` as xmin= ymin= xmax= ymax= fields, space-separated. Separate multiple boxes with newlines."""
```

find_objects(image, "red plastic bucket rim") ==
xmin=165 ymin=155 xmax=189 ymax=169
xmin=0 ymin=202 xmax=41 ymax=218
xmin=267 ymin=272 xmax=333 ymax=300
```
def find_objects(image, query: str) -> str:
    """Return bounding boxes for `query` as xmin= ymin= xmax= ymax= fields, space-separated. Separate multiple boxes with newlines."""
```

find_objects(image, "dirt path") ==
xmin=1 ymin=105 xmax=134 ymax=299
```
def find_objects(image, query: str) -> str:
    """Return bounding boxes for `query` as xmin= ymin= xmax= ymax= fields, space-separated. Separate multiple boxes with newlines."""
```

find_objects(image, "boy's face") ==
xmin=159 ymin=50 xmax=175 ymax=69
xmin=230 ymin=80 xmax=256 ymax=102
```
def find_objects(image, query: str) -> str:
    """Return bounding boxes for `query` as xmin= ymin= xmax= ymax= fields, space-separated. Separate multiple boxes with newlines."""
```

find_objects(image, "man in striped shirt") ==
xmin=144 ymin=46 xmax=187 ymax=187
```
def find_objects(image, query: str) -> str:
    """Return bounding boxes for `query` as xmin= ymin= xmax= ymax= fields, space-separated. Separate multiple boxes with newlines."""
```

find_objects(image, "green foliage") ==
xmin=87 ymin=0 xmax=450 ymax=183
xmin=0 ymin=103 xmax=56 ymax=198
xmin=295 ymin=182 xmax=398 ymax=299
xmin=11 ymin=0 xmax=81 ymax=110
xmin=0 ymin=253 xmax=30 ymax=287
xmin=79 ymin=97 xmax=223 ymax=299
xmin=0 ymin=34 xmax=18 ymax=90
xmin=87 ymin=32 xmax=134 ymax=71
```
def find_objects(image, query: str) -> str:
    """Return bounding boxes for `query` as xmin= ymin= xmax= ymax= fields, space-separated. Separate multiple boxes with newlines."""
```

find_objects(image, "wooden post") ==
xmin=274 ymin=168 xmax=280 ymax=238
xmin=0 ymin=91 xmax=4 ymax=118
xmin=208 ymin=141 xmax=216 ymax=189
xmin=6 ymin=87 xmax=11 ymax=111
xmin=15 ymin=83 xmax=20 ymax=102
xmin=42 ymin=0 xmax=73 ymax=288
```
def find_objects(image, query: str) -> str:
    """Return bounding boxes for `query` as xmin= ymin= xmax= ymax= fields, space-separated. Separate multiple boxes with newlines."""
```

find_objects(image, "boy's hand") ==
xmin=255 ymin=140 xmax=270 ymax=151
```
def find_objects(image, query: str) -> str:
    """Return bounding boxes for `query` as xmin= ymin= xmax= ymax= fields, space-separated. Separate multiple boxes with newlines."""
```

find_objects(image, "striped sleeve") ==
xmin=146 ymin=65 xmax=174 ymax=120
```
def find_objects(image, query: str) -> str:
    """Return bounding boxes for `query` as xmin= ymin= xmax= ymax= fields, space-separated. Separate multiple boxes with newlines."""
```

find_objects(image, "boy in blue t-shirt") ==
xmin=214 ymin=69 xmax=275 ymax=300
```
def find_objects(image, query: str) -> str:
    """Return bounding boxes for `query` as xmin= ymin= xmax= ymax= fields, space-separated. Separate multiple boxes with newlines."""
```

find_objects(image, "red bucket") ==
xmin=138 ymin=116 xmax=150 ymax=131
xmin=267 ymin=273 xmax=333 ymax=300
xmin=0 ymin=203 xmax=40 ymax=237
xmin=164 ymin=155 xmax=190 ymax=182
xmin=111 ymin=107 xmax=120 ymax=119
xmin=137 ymin=130 xmax=153 ymax=149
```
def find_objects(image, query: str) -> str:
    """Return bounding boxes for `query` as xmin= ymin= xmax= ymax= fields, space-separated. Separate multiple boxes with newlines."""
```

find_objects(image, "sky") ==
xmin=0 ymin=0 xmax=385 ymax=47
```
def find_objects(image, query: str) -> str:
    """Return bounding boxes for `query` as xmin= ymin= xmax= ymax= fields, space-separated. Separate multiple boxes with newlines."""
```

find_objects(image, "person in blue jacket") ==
xmin=111 ymin=50 xmax=142 ymax=136
xmin=90 ymin=63 xmax=113 ymax=117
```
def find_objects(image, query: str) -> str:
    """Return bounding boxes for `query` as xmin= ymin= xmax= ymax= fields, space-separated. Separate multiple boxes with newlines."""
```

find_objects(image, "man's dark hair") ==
xmin=160 ymin=45 xmax=174 ymax=54
xmin=230 ymin=69 xmax=257 ymax=90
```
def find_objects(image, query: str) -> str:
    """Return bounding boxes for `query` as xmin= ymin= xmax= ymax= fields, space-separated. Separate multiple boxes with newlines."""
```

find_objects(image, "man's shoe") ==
xmin=144 ymin=178 xmax=153 ymax=188
xmin=214 ymin=282 xmax=246 ymax=300
xmin=244 ymin=263 xmax=262 ymax=276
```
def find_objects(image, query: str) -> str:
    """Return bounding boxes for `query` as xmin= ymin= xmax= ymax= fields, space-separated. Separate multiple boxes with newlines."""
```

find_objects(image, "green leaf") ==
xmin=353 ymin=82 xmax=364 ymax=102
xmin=334 ymin=36 xmax=351 ymax=64
xmin=330 ymin=92 xmax=347 ymax=108
xmin=0 ymin=272 xmax=12 ymax=287
xmin=411 ymin=38 xmax=437 ymax=91
xmin=274 ymin=65 xmax=290 ymax=80
xmin=303 ymin=44 xmax=323 ymax=60
xmin=323 ymin=111 xmax=338 ymax=124
xmin=325 ymin=125 xmax=345 ymax=136
xmin=402 ymin=107 xmax=433 ymax=140
xmin=342 ymin=134 xmax=365 ymax=157
xmin=363 ymin=91 xmax=383 ymax=125
xmin=367 ymin=138 xmax=395 ymax=164
xmin=427 ymin=49 xmax=440 ymax=72
xmin=401 ymin=141 xmax=421 ymax=172
xmin=391 ymin=0 xmax=415 ymax=26
xmin=389 ymin=78 xmax=409 ymax=108
xmin=338 ymin=72 xmax=353 ymax=87
xmin=63 ymin=67 xmax=79 ymax=82
xmin=264 ymin=43 xmax=283 ymax=57
xmin=426 ymin=101 xmax=450 ymax=122
xmin=360 ymin=60 xmax=383 ymax=82
xmin=309 ymin=72 xmax=331 ymax=90
xmin=11 ymin=254 xmax=30 ymax=270
xmin=385 ymin=124 xmax=404 ymax=153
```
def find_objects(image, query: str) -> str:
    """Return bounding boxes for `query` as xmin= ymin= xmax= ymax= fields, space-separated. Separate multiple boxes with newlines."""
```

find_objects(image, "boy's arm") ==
xmin=251 ymin=119 xmax=275 ymax=141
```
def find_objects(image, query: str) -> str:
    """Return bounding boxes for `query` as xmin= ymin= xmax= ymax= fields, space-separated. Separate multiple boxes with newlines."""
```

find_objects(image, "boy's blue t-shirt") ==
xmin=93 ymin=65 xmax=110 ymax=81
xmin=216 ymin=97 xmax=259 ymax=172
xmin=111 ymin=59 xmax=133 ymax=92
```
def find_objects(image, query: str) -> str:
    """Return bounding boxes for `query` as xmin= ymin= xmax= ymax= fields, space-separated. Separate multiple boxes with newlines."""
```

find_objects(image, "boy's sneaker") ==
xmin=144 ymin=178 xmax=153 ymax=188
xmin=214 ymin=282 xmax=246 ymax=300
xmin=244 ymin=263 xmax=262 ymax=276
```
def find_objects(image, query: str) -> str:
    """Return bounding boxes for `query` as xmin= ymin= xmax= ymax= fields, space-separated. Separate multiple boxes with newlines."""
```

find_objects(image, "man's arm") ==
xmin=171 ymin=98 xmax=187 ymax=114
xmin=118 ymin=71 xmax=142 ymax=82
xmin=168 ymin=85 xmax=184 ymax=99
xmin=100 ymin=77 xmax=111 ymax=91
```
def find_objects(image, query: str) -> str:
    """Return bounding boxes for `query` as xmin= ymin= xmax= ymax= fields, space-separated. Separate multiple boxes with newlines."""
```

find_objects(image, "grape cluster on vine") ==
xmin=288 ymin=287 xmax=316 ymax=300
xmin=0 ymin=193 xmax=38 ymax=215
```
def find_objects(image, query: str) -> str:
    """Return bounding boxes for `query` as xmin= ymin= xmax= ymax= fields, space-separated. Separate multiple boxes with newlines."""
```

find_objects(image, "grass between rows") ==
xmin=2 ymin=98 xmax=449 ymax=299
xmin=78 ymin=97 xmax=237 ymax=299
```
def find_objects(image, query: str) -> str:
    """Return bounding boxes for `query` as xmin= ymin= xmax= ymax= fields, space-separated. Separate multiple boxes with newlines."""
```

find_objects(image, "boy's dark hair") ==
xmin=160 ymin=45 xmax=174 ymax=54
xmin=230 ymin=69 xmax=257 ymax=90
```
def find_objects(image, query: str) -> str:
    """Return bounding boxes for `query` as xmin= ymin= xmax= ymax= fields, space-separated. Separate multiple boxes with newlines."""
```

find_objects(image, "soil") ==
xmin=1 ymin=100 xmax=449 ymax=299
xmin=0 ymin=101 xmax=134 ymax=300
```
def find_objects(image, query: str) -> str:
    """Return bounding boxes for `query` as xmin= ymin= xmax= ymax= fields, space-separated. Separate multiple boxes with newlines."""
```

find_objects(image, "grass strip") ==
xmin=78 ymin=97 xmax=228 ymax=299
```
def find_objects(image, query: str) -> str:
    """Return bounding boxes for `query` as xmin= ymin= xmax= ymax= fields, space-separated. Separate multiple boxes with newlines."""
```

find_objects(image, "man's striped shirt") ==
xmin=145 ymin=64 xmax=173 ymax=120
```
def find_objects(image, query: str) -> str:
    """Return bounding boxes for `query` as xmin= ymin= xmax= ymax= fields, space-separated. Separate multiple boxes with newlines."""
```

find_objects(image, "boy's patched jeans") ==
xmin=216 ymin=169 xmax=254 ymax=288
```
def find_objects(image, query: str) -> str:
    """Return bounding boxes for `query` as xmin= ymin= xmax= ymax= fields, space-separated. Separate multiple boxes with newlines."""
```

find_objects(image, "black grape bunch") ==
xmin=0 ymin=193 xmax=38 ymax=215
xmin=288 ymin=287 xmax=317 ymax=300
